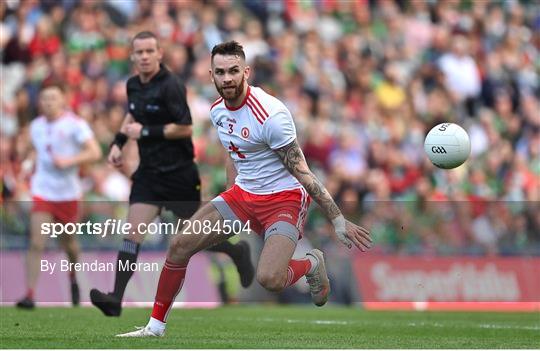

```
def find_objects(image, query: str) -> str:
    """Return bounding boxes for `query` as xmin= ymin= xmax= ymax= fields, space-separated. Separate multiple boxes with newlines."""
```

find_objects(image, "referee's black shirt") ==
xmin=126 ymin=64 xmax=194 ymax=173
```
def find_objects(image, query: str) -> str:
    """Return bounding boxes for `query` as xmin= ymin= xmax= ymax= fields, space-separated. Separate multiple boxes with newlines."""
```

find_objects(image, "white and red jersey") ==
xmin=210 ymin=86 xmax=302 ymax=194
xmin=30 ymin=111 xmax=94 ymax=201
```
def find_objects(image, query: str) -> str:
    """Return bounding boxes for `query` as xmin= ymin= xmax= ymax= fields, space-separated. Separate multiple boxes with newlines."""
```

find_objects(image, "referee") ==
xmin=90 ymin=31 xmax=253 ymax=316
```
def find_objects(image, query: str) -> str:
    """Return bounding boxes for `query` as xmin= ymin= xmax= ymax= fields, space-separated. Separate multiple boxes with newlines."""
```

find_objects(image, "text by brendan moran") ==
xmin=40 ymin=259 xmax=159 ymax=274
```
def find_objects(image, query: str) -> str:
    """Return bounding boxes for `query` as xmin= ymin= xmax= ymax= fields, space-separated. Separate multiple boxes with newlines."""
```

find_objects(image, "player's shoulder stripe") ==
xmin=249 ymin=89 xmax=269 ymax=116
xmin=247 ymin=97 xmax=267 ymax=124
xmin=246 ymin=98 xmax=265 ymax=124
xmin=210 ymin=97 xmax=224 ymax=110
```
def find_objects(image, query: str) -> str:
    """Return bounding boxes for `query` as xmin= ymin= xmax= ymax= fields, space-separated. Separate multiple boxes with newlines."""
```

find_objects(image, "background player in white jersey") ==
xmin=16 ymin=83 xmax=102 ymax=309
xmin=117 ymin=41 xmax=371 ymax=337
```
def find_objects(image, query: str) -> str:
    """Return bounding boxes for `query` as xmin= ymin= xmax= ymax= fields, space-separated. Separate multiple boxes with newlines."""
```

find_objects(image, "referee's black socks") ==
xmin=113 ymin=239 xmax=141 ymax=300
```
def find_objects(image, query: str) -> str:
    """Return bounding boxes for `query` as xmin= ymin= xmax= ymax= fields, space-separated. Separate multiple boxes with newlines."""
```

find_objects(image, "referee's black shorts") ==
xmin=129 ymin=163 xmax=201 ymax=219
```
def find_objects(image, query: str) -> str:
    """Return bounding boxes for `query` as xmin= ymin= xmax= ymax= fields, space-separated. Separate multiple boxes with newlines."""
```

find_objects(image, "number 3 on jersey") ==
xmin=228 ymin=124 xmax=233 ymax=134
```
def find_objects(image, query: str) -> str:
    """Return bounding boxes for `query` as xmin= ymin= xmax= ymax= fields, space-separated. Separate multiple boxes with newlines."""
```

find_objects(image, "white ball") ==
xmin=424 ymin=123 xmax=471 ymax=169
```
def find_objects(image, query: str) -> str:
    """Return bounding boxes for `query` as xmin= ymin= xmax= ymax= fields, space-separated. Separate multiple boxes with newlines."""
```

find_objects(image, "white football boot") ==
xmin=116 ymin=326 xmax=163 ymax=338
xmin=305 ymin=249 xmax=330 ymax=306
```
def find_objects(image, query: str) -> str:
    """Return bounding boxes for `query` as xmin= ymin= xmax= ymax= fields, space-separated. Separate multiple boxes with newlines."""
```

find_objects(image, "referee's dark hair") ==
xmin=211 ymin=41 xmax=245 ymax=62
xmin=131 ymin=31 xmax=160 ymax=48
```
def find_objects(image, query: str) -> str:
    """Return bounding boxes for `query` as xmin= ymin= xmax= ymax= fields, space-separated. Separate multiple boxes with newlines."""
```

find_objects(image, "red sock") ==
xmin=284 ymin=258 xmax=312 ymax=288
xmin=151 ymin=260 xmax=187 ymax=323
xmin=26 ymin=288 xmax=34 ymax=300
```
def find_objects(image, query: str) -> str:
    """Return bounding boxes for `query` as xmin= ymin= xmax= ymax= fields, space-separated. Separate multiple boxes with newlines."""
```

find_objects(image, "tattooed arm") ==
xmin=275 ymin=139 xmax=341 ymax=220
xmin=275 ymin=139 xmax=371 ymax=250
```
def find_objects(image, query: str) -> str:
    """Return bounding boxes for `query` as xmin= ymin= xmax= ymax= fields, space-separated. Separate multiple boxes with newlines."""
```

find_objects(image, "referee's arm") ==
xmin=162 ymin=75 xmax=193 ymax=139
xmin=108 ymin=113 xmax=135 ymax=168
xmin=123 ymin=120 xmax=192 ymax=140
xmin=123 ymin=77 xmax=194 ymax=140
xmin=163 ymin=123 xmax=192 ymax=139
xmin=118 ymin=113 xmax=135 ymax=134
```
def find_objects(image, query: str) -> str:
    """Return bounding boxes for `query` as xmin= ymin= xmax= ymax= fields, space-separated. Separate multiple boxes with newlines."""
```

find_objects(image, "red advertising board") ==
xmin=353 ymin=255 xmax=540 ymax=311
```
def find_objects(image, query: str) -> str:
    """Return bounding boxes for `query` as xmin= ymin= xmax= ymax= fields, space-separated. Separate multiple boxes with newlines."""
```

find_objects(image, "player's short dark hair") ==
xmin=40 ymin=79 xmax=65 ymax=93
xmin=131 ymin=31 xmax=159 ymax=48
xmin=211 ymin=41 xmax=245 ymax=62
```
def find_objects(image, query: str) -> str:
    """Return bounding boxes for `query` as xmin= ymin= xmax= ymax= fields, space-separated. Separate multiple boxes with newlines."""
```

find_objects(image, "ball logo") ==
xmin=431 ymin=146 xmax=447 ymax=154
xmin=425 ymin=123 xmax=470 ymax=169
xmin=241 ymin=127 xmax=250 ymax=138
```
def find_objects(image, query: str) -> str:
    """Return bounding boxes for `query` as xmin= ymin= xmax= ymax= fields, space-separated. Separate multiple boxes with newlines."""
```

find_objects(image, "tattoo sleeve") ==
xmin=275 ymin=139 xmax=341 ymax=219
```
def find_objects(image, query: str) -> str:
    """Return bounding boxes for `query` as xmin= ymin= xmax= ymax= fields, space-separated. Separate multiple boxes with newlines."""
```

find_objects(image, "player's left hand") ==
xmin=125 ymin=122 xmax=143 ymax=139
xmin=340 ymin=220 xmax=372 ymax=251
xmin=53 ymin=156 xmax=75 ymax=169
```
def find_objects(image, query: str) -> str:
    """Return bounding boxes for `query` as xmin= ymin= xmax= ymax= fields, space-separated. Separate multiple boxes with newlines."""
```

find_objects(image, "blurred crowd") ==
xmin=1 ymin=0 xmax=539 ymax=256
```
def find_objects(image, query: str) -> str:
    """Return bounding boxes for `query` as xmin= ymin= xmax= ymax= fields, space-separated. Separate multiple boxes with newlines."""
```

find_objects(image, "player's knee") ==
xmin=167 ymin=237 xmax=193 ymax=263
xmin=256 ymin=270 xmax=286 ymax=292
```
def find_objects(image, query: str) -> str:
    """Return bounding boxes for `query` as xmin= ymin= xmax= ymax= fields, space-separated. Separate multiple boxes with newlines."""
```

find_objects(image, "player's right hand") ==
xmin=108 ymin=145 xmax=123 ymax=168
xmin=343 ymin=220 xmax=371 ymax=251
xmin=332 ymin=215 xmax=372 ymax=251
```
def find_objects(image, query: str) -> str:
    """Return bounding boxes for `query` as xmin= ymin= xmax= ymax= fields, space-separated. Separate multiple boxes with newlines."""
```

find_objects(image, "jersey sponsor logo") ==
xmin=216 ymin=121 xmax=224 ymax=127
xmin=241 ymin=127 xmax=250 ymax=138
xmin=228 ymin=141 xmax=246 ymax=159
xmin=431 ymin=146 xmax=447 ymax=154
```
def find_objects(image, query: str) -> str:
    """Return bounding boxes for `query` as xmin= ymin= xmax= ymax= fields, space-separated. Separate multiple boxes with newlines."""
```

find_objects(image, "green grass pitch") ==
xmin=1 ymin=306 xmax=538 ymax=348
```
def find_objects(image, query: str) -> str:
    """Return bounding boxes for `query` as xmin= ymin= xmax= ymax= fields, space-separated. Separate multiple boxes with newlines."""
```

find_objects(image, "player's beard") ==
xmin=216 ymin=76 xmax=245 ymax=101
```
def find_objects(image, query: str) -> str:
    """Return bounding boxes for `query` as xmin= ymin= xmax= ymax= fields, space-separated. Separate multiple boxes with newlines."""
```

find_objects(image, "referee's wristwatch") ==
xmin=140 ymin=125 xmax=164 ymax=139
